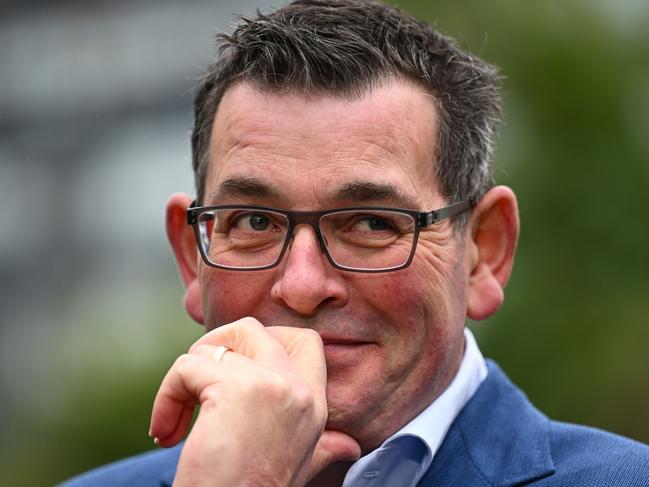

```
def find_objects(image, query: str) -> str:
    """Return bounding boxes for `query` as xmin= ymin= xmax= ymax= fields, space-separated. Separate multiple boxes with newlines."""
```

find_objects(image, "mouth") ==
xmin=320 ymin=335 xmax=375 ymax=367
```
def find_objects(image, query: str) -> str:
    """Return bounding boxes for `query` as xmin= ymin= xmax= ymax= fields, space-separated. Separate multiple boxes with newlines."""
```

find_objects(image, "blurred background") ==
xmin=1 ymin=0 xmax=648 ymax=484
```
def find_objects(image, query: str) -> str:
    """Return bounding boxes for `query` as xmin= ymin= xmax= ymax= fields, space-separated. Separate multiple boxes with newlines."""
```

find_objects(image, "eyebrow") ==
xmin=210 ymin=177 xmax=418 ymax=209
xmin=209 ymin=176 xmax=283 ymax=202
xmin=329 ymin=181 xmax=418 ymax=208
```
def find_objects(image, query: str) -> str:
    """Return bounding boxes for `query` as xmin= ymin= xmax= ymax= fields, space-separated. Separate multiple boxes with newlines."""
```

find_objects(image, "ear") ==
xmin=465 ymin=186 xmax=519 ymax=321
xmin=166 ymin=193 xmax=204 ymax=324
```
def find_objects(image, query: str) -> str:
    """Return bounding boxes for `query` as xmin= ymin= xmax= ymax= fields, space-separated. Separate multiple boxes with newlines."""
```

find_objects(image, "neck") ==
xmin=307 ymin=461 xmax=354 ymax=487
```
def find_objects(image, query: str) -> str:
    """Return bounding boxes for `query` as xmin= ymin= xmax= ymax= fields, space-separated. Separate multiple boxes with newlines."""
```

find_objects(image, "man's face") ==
xmin=196 ymin=80 xmax=469 ymax=450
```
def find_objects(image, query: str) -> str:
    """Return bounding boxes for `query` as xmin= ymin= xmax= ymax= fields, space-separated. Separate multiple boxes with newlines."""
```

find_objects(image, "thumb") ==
xmin=307 ymin=430 xmax=362 ymax=482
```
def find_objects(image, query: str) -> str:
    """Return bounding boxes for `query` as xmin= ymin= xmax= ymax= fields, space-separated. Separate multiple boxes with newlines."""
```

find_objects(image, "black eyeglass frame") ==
xmin=186 ymin=200 xmax=470 ymax=273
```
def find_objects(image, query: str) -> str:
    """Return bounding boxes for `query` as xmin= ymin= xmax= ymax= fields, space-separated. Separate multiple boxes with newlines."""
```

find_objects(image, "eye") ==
xmin=351 ymin=215 xmax=396 ymax=233
xmin=247 ymin=213 xmax=270 ymax=231
xmin=230 ymin=212 xmax=281 ymax=233
xmin=365 ymin=217 xmax=391 ymax=231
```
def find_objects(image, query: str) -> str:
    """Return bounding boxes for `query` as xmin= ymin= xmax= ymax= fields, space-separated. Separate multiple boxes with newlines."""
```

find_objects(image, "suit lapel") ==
xmin=419 ymin=361 xmax=555 ymax=486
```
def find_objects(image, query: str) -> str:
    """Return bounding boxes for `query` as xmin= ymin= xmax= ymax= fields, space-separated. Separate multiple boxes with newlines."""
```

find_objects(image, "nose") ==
xmin=270 ymin=225 xmax=348 ymax=316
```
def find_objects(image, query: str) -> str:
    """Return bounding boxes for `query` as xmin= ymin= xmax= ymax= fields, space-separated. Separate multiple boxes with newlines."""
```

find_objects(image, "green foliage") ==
xmin=1 ymin=283 xmax=202 ymax=486
xmin=399 ymin=0 xmax=649 ymax=443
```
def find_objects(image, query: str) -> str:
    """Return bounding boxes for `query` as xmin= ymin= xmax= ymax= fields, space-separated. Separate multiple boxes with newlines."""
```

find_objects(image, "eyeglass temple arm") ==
xmin=416 ymin=201 xmax=471 ymax=227
xmin=187 ymin=200 xmax=199 ymax=225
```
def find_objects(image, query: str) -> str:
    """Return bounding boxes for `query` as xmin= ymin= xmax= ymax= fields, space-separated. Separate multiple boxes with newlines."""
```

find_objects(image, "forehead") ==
xmin=206 ymin=80 xmax=441 ymax=209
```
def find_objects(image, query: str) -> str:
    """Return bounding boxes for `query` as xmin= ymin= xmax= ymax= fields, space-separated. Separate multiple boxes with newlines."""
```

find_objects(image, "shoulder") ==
xmin=58 ymin=444 xmax=181 ymax=487
xmin=425 ymin=360 xmax=649 ymax=486
xmin=543 ymin=420 xmax=649 ymax=485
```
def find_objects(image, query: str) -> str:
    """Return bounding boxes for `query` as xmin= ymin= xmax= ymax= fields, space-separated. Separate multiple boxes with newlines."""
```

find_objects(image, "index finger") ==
xmin=189 ymin=317 xmax=293 ymax=372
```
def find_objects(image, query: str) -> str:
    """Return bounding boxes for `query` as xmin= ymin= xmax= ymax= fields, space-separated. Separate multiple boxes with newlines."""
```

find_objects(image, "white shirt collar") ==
xmin=342 ymin=328 xmax=487 ymax=487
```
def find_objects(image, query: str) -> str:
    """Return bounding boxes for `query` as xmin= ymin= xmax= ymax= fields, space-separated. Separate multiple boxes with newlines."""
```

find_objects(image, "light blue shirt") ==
xmin=341 ymin=328 xmax=487 ymax=487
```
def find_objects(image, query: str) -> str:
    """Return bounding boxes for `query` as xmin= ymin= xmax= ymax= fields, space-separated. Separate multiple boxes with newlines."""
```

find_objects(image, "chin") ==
xmin=325 ymin=406 xmax=384 ymax=454
xmin=325 ymin=392 xmax=376 ymax=437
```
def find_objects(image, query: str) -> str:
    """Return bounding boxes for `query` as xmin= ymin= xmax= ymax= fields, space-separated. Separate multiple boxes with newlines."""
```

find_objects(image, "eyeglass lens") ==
xmin=196 ymin=208 xmax=416 ymax=271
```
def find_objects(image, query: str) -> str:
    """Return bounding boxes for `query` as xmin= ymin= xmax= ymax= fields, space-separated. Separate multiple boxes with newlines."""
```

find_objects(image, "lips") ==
xmin=321 ymin=338 xmax=371 ymax=346
xmin=320 ymin=335 xmax=376 ymax=367
xmin=319 ymin=333 xmax=373 ymax=347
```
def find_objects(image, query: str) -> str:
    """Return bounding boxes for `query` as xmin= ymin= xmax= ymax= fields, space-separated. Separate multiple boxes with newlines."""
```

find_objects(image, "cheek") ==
xmin=346 ymin=269 xmax=459 ymax=391
xmin=354 ymin=270 xmax=421 ymax=312
xmin=415 ymin=239 xmax=469 ymax=321
xmin=359 ymin=262 xmax=454 ymax=320
xmin=354 ymin=251 xmax=467 ymax=367
xmin=373 ymin=262 xmax=465 ymax=374
xmin=199 ymin=269 xmax=274 ymax=330
xmin=352 ymin=269 xmax=434 ymax=342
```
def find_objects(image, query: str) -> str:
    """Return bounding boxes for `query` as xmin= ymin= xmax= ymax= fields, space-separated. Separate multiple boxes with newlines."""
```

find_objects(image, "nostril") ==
xmin=319 ymin=296 xmax=338 ymax=308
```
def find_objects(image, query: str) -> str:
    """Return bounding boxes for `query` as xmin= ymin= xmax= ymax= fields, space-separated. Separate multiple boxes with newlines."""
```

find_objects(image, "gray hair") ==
xmin=191 ymin=0 xmax=502 ymax=223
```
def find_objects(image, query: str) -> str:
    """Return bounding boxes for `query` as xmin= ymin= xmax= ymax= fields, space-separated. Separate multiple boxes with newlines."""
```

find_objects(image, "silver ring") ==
xmin=213 ymin=345 xmax=230 ymax=363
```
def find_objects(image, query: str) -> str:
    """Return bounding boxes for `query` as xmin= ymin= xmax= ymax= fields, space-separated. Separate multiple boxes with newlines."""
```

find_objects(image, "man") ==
xmin=63 ymin=1 xmax=649 ymax=485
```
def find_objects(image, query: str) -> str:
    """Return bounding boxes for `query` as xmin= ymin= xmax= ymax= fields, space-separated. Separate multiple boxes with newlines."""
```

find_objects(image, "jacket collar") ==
xmin=420 ymin=360 xmax=555 ymax=486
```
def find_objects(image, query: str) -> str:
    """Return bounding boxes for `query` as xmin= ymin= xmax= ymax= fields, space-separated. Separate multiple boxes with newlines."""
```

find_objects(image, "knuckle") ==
xmin=190 ymin=344 xmax=211 ymax=356
xmin=291 ymin=381 xmax=315 ymax=414
xmin=260 ymin=372 xmax=293 ymax=401
xmin=173 ymin=353 xmax=195 ymax=374
xmin=199 ymin=384 xmax=222 ymax=407
xmin=241 ymin=372 xmax=315 ymax=414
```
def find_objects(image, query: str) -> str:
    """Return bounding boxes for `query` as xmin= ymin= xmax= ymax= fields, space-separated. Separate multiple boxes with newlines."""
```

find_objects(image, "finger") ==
xmin=192 ymin=343 xmax=231 ymax=363
xmin=266 ymin=326 xmax=327 ymax=400
xmin=150 ymin=345 xmax=228 ymax=446
xmin=149 ymin=350 xmax=241 ymax=445
xmin=189 ymin=317 xmax=293 ymax=372
xmin=307 ymin=430 xmax=362 ymax=482
xmin=153 ymin=404 xmax=194 ymax=448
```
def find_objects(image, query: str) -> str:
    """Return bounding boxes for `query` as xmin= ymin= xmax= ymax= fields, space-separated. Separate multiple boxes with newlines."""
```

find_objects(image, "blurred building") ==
xmin=0 ymin=1 xmax=278 ymax=480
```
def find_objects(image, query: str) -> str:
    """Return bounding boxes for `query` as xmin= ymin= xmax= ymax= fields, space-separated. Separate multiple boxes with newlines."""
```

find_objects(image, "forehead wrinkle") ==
xmin=207 ymin=82 xmax=441 ymax=209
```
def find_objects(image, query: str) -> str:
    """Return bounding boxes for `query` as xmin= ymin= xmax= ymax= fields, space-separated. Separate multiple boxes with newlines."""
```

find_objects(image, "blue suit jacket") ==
xmin=61 ymin=361 xmax=649 ymax=486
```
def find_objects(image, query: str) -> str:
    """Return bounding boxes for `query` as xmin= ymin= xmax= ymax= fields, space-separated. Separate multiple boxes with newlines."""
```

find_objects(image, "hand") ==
xmin=149 ymin=317 xmax=361 ymax=486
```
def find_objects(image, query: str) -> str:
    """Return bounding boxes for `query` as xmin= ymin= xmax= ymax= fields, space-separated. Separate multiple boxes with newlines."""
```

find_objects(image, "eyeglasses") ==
xmin=187 ymin=201 xmax=470 ymax=273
